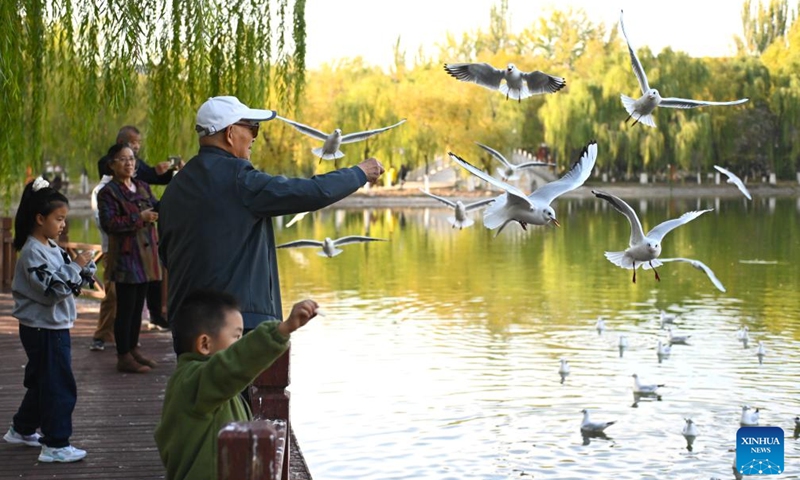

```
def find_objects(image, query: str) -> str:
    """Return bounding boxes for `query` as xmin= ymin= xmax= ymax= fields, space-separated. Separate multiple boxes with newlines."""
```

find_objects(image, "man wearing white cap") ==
xmin=158 ymin=96 xmax=384 ymax=345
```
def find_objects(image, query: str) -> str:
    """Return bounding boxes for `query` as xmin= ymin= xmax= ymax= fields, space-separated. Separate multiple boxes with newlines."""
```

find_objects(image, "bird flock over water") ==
xmin=271 ymin=9 xmax=795 ymax=474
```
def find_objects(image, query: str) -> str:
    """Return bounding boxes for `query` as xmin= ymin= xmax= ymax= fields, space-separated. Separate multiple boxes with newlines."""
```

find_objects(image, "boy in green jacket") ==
xmin=154 ymin=289 xmax=318 ymax=480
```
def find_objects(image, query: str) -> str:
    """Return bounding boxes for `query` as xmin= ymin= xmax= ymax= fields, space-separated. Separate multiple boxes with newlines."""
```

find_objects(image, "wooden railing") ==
xmin=218 ymin=350 xmax=294 ymax=480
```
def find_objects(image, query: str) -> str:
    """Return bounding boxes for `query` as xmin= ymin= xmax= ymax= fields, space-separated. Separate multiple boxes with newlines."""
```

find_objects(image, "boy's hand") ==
xmin=277 ymin=300 xmax=318 ymax=338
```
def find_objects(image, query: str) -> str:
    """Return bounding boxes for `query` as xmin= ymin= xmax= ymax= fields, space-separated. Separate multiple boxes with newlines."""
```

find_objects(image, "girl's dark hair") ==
xmin=13 ymin=179 xmax=70 ymax=251
xmin=172 ymin=289 xmax=241 ymax=355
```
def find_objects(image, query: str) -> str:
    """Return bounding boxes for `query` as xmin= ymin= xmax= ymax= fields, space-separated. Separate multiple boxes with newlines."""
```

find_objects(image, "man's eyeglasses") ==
xmin=233 ymin=121 xmax=260 ymax=138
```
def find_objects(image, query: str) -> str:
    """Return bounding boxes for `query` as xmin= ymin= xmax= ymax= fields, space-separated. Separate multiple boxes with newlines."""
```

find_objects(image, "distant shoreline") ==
xmin=1 ymin=181 xmax=798 ymax=216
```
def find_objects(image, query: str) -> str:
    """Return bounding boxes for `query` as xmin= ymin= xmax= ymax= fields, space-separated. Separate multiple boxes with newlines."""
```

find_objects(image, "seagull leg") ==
xmin=632 ymin=261 xmax=637 ymax=283
xmin=520 ymin=221 xmax=528 ymax=231
xmin=650 ymin=261 xmax=661 ymax=282
xmin=624 ymin=112 xmax=633 ymax=124
xmin=631 ymin=115 xmax=641 ymax=127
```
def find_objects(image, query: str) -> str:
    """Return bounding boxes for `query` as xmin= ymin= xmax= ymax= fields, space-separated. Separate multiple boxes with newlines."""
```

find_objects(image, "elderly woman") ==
xmin=98 ymin=143 xmax=161 ymax=373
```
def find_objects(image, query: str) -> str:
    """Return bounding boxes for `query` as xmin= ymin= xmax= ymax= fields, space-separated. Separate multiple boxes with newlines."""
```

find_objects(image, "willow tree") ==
xmin=0 ymin=0 xmax=306 ymax=200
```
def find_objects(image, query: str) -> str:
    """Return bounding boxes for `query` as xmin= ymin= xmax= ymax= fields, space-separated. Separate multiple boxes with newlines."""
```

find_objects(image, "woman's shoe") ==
xmin=131 ymin=348 xmax=157 ymax=368
xmin=116 ymin=353 xmax=151 ymax=373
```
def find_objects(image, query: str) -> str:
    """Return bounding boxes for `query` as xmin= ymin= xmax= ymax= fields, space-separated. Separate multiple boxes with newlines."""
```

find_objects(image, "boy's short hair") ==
xmin=172 ymin=289 xmax=240 ymax=355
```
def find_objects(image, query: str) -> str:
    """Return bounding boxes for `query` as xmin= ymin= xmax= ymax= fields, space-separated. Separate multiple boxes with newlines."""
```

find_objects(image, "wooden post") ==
xmin=217 ymin=420 xmax=287 ymax=480
xmin=250 ymin=349 xmax=291 ymax=480
xmin=1 ymin=217 xmax=15 ymax=292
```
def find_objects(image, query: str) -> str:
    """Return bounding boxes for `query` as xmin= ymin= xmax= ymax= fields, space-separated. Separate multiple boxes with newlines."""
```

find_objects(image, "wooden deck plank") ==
xmin=0 ymin=293 xmax=312 ymax=480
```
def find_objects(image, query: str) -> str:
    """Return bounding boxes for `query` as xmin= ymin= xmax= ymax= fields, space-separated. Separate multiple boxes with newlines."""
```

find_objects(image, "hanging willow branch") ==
xmin=0 ymin=0 xmax=306 ymax=202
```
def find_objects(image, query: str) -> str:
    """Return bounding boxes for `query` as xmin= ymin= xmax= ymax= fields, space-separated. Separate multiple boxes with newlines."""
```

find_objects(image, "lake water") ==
xmin=66 ymin=195 xmax=800 ymax=479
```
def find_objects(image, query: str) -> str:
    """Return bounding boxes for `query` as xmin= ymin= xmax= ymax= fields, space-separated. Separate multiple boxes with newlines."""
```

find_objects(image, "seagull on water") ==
xmin=737 ymin=326 xmax=750 ymax=348
xmin=595 ymin=317 xmax=606 ymax=335
xmin=276 ymin=117 xmax=406 ymax=161
xmin=682 ymin=418 xmax=698 ymax=451
xmin=657 ymin=340 xmax=671 ymax=363
xmin=276 ymin=236 xmax=386 ymax=258
xmin=667 ymin=327 xmax=691 ymax=345
xmin=580 ymin=409 xmax=616 ymax=433
xmin=740 ymin=405 xmax=759 ymax=426
xmin=618 ymin=335 xmax=629 ymax=358
xmin=559 ymin=358 xmax=570 ymax=384
xmin=618 ymin=10 xmax=748 ymax=127
xmin=443 ymin=62 xmax=566 ymax=102
xmin=756 ymin=341 xmax=766 ymax=364
xmin=659 ymin=310 xmax=677 ymax=329
xmin=592 ymin=190 xmax=712 ymax=283
xmin=419 ymin=189 xmax=495 ymax=230
xmin=714 ymin=165 xmax=752 ymax=200
xmin=632 ymin=373 xmax=665 ymax=394
xmin=449 ymin=140 xmax=597 ymax=236
xmin=658 ymin=258 xmax=727 ymax=292
xmin=474 ymin=142 xmax=554 ymax=181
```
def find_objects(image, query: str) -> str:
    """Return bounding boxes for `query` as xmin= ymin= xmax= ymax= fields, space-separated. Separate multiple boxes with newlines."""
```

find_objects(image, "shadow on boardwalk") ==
xmin=0 ymin=293 xmax=311 ymax=479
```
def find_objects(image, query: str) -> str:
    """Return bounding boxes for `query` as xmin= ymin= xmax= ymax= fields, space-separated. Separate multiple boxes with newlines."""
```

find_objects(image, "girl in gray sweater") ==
xmin=2 ymin=177 xmax=96 ymax=463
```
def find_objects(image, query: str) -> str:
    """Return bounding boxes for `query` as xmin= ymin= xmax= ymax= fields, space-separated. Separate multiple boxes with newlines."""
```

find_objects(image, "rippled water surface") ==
xmin=72 ymin=195 xmax=800 ymax=479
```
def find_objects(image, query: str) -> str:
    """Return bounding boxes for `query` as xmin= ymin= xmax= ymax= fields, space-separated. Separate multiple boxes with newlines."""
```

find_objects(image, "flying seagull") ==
xmin=657 ymin=258 xmax=727 ymax=292
xmin=580 ymin=409 xmax=616 ymax=433
xmin=619 ymin=10 xmax=748 ymax=127
xmin=449 ymin=140 xmax=597 ymax=236
xmin=592 ymin=190 xmax=712 ymax=283
xmin=419 ymin=189 xmax=495 ymax=229
xmin=276 ymin=116 xmax=406 ymax=161
xmin=443 ymin=62 xmax=566 ymax=102
xmin=475 ymin=142 xmax=554 ymax=181
xmin=713 ymin=165 xmax=752 ymax=200
xmin=276 ymin=236 xmax=386 ymax=258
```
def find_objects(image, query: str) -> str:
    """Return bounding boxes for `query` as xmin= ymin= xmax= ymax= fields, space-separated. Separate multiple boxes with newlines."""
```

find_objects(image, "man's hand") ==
xmin=154 ymin=161 xmax=171 ymax=175
xmin=277 ymin=299 xmax=319 ymax=338
xmin=357 ymin=158 xmax=385 ymax=185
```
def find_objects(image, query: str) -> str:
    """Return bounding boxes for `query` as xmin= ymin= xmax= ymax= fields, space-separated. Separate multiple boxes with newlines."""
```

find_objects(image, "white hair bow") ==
xmin=32 ymin=176 xmax=50 ymax=192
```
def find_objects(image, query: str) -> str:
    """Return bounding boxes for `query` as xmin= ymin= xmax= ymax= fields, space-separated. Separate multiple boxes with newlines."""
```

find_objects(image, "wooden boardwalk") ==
xmin=0 ymin=293 xmax=312 ymax=480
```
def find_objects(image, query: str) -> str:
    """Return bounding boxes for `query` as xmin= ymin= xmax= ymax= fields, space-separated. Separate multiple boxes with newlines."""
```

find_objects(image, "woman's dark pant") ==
xmin=114 ymin=282 xmax=148 ymax=355
xmin=13 ymin=325 xmax=77 ymax=448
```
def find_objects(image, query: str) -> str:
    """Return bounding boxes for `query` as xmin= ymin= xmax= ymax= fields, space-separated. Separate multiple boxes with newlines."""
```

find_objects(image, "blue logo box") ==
xmin=737 ymin=426 xmax=785 ymax=475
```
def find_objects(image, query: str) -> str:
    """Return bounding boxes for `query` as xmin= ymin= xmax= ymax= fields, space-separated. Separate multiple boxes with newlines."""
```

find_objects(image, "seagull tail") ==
xmin=498 ymin=83 xmax=527 ymax=101
xmin=620 ymin=95 xmax=657 ymax=128
xmin=641 ymin=259 xmax=663 ymax=270
xmin=318 ymin=248 xmax=343 ymax=257
xmin=604 ymin=251 xmax=634 ymax=269
xmin=482 ymin=195 xmax=508 ymax=230
xmin=312 ymin=147 xmax=345 ymax=160
xmin=448 ymin=216 xmax=473 ymax=229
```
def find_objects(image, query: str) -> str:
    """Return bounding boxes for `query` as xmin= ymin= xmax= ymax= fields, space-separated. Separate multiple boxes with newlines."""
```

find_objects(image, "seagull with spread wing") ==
xmin=443 ymin=62 xmax=566 ymax=102
xmin=714 ymin=165 xmax=752 ymax=200
xmin=276 ymin=117 xmax=406 ymax=161
xmin=448 ymin=140 xmax=597 ymax=236
xmin=619 ymin=10 xmax=748 ymax=127
xmin=419 ymin=189 xmax=495 ymax=230
xmin=592 ymin=190 xmax=712 ymax=283
xmin=276 ymin=236 xmax=386 ymax=258
xmin=475 ymin=142 xmax=554 ymax=181
xmin=658 ymin=258 xmax=727 ymax=292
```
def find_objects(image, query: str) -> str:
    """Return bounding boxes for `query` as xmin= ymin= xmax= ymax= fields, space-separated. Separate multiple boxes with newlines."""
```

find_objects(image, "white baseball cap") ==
xmin=195 ymin=96 xmax=277 ymax=137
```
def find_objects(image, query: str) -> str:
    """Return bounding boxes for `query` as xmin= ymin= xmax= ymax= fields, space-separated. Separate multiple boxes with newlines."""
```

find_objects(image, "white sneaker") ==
xmin=3 ymin=426 xmax=42 ymax=447
xmin=38 ymin=445 xmax=87 ymax=463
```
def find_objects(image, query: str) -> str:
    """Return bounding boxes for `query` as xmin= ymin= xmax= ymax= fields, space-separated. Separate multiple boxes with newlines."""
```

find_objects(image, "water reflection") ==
xmin=64 ymin=196 xmax=800 ymax=479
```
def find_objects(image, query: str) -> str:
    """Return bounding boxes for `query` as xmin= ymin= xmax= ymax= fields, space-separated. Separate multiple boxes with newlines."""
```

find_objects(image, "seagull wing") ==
xmin=464 ymin=197 xmax=497 ymax=211
xmin=419 ymin=188 xmax=457 ymax=208
xmin=660 ymin=258 xmax=727 ymax=292
xmin=619 ymin=10 xmax=650 ymax=94
xmin=275 ymin=116 xmax=329 ymax=141
xmin=340 ymin=119 xmax=407 ymax=144
xmin=475 ymin=142 xmax=512 ymax=169
xmin=285 ymin=211 xmax=309 ymax=228
xmin=332 ymin=236 xmax=387 ymax=246
xmin=514 ymin=161 xmax=556 ymax=169
xmin=443 ymin=62 xmax=505 ymax=91
xmin=520 ymin=70 xmax=567 ymax=95
xmin=646 ymin=209 xmax=712 ymax=242
xmin=714 ymin=165 xmax=752 ymax=200
xmin=276 ymin=239 xmax=324 ymax=249
xmin=659 ymin=97 xmax=749 ymax=109
xmin=592 ymin=189 xmax=645 ymax=246
xmin=448 ymin=152 xmax=532 ymax=205
xmin=530 ymin=141 xmax=597 ymax=205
